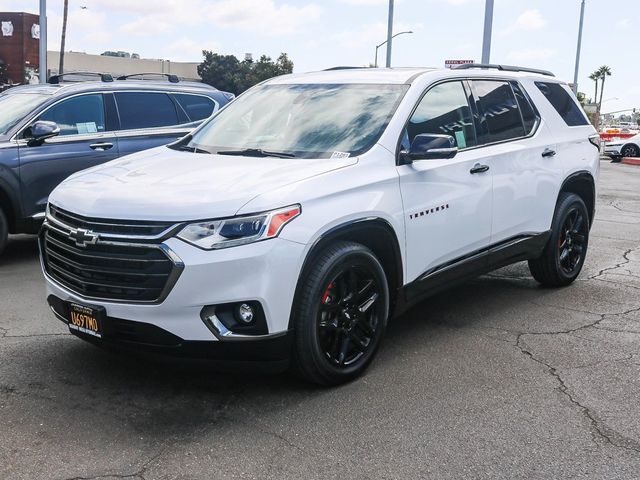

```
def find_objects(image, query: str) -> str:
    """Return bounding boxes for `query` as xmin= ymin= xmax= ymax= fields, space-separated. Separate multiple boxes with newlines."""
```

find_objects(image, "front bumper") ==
xmin=43 ymin=235 xmax=307 ymax=358
xmin=603 ymin=145 xmax=622 ymax=156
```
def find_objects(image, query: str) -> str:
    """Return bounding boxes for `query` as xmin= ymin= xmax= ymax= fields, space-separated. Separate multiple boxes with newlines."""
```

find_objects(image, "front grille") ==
xmin=49 ymin=204 xmax=176 ymax=237
xmin=41 ymin=206 xmax=183 ymax=303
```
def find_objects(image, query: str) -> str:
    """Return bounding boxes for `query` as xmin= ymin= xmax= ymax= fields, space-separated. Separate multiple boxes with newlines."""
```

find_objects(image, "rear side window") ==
xmin=535 ymin=82 xmax=589 ymax=127
xmin=511 ymin=82 xmax=538 ymax=135
xmin=114 ymin=92 xmax=179 ymax=130
xmin=39 ymin=94 xmax=105 ymax=136
xmin=174 ymin=94 xmax=216 ymax=122
xmin=472 ymin=80 xmax=525 ymax=143
xmin=404 ymin=81 xmax=477 ymax=149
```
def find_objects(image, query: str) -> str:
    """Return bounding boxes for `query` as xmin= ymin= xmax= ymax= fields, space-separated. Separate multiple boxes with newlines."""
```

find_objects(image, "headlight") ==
xmin=177 ymin=205 xmax=301 ymax=250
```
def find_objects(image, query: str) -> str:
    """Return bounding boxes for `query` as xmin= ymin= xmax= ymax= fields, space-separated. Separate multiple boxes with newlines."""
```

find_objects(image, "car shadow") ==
xmin=0 ymin=234 xmax=39 ymax=268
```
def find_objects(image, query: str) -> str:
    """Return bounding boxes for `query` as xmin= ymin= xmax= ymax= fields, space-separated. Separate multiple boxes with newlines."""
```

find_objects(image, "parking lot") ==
xmin=0 ymin=159 xmax=638 ymax=479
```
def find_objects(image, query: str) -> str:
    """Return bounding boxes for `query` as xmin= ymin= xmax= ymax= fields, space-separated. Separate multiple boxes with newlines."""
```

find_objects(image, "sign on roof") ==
xmin=445 ymin=60 xmax=474 ymax=68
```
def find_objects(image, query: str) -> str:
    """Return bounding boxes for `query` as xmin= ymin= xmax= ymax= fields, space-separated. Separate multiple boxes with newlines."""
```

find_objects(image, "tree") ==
xmin=588 ymin=71 xmax=599 ymax=104
xmin=597 ymin=65 xmax=612 ymax=108
xmin=198 ymin=52 xmax=294 ymax=95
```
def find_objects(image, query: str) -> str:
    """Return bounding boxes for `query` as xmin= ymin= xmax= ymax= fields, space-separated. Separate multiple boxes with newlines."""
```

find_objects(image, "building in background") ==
xmin=0 ymin=12 xmax=41 ymax=86
xmin=0 ymin=11 xmax=200 ymax=88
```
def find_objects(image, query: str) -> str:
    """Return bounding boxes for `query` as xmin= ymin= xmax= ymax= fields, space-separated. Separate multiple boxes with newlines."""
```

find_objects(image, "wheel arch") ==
xmin=0 ymin=180 xmax=20 ymax=233
xmin=559 ymin=170 xmax=596 ymax=228
xmin=288 ymin=217 xmax=404 ymax=330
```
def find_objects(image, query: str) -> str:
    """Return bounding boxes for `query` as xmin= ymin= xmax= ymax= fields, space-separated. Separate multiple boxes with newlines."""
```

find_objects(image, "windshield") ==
xmin=182 ymin=83 xmax=409 ymax=158
xmin=0 ymin=93 xmax=50 ymax=135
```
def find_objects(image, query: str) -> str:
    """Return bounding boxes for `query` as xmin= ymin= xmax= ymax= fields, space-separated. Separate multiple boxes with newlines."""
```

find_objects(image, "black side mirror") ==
xmin=24 ymin=120 xmax=60 ymax=146
xmin=400 ymin=134 xmax=458 ymax=164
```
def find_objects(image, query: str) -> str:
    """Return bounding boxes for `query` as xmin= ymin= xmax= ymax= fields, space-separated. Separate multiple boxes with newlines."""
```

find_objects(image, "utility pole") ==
xmin=481 ymin=0 xmax=494 ymax=64
xmin=572 ymin=0 xmax=586 ymax=95
xmin=59 ymin=0 xmax=69 ymax=75
xmin=38 ymin=0 xmax=47 ymax=83
xmin=385 ymin=0 xmax=394 ymax=67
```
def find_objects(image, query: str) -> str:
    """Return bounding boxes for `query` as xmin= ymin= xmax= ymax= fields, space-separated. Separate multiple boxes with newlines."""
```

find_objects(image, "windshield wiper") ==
xmin=177 ymin=144 xmax=210 ymax=154
xmin=217 ymin=148 xmax=297 ymax=158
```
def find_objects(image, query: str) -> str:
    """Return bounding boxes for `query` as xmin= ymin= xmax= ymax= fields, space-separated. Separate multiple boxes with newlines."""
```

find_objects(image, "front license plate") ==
xmin=67 ymin=302 xmax=104 ymax=338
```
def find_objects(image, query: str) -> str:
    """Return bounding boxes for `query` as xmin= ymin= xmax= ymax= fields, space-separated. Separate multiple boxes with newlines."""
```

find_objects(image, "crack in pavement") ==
xmin=64 ymin=449 xmax=165 ymax=480
xmin=515 ymin=333 xmax=640 ymax=454
xmin=589 ymin=247 xmax=639 ymax=280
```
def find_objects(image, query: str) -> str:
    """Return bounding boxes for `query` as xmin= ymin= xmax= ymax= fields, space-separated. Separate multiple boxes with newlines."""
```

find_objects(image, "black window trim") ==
xmin=395 ymin=78 xmax=479 ymax=163
xmin=396 ymin=76 xmax=542 ymax=164
xmin=111 ymin=90 xmax=219 ymax=133
xmin=534 ymin=80 xmax=589 ymax=128
xmin=13 ymin=91 xmax=110 ymax=142
xmin=467 ymin=78 xmax=541 ymax=149
xmin=11 ymin=89 xmax=221 ymax=141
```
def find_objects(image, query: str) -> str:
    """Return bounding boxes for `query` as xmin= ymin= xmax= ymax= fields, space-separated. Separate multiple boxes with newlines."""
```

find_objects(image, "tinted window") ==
xmin=404 ymin=81 xmax=477 ymax=149
xmin=535 ymin=82 xmax=589 ymax=127
xmin=472 ymin=81 xmax=525 ymax=143
xmin=39 ymin=94 xmax=105 ymax=136
xmin=174 ymin=94 xmax=216 ymax=122
xmin=511 ymin=82 xmax=538 ymax=135
xmin=114 ymin=92 xmax=178 ymax=130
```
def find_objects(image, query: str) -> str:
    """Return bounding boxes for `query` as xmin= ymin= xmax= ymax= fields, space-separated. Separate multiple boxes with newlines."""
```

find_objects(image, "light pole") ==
xmin=481 ymin=0 xmax=494 ymax=64
xmin=38 ymin=0 xmax=47 ymax=83
xmin=572 ymin=0 xmax=586 ymax=95
xmin=385 ymin=0 xmax=394 ymax=67
xmin=375 ymin=31 xmax=413 ymax=68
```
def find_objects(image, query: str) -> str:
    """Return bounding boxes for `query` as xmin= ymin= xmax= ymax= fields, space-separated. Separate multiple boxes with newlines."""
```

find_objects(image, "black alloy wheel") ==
xmin=529 ymin=192 xmax=590 ymax=287
xmin=557 ymin=207 xmax=588 ymax=275
xmin=621 ymin=144 xmax=639 ymax=158
xmin=317 ymin=266 xmax=381 ymax=367
xmin=293 ymin=241 xmax=389 ymax=386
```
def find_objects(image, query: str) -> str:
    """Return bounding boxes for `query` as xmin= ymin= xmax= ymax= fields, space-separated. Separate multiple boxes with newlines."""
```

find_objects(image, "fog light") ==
xmin=236 ymin=303 xmax=255 ymax=324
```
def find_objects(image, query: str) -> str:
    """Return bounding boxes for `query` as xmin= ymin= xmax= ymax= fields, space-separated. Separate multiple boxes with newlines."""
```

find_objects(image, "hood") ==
xmin=49 ymin=146 xmax=357 ymax=221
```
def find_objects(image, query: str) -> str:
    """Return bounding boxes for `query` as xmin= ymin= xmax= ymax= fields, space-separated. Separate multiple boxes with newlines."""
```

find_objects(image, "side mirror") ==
xmin=400 ymin=133 xmax=458 ymax=164
xmin=24 ymin=120 xmax=60 ymax=146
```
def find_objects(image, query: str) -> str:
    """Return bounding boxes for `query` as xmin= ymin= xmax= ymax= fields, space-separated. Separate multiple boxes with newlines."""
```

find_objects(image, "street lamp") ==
xmin=374 ymin=30 xmax=413 ymax=68
xmin=572 ymin=0 xmax=586 ymax=94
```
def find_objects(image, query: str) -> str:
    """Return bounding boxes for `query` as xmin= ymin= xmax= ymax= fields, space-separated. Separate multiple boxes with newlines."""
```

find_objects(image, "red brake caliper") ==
xmin=322 ymin=282 xmax=335 ymax=304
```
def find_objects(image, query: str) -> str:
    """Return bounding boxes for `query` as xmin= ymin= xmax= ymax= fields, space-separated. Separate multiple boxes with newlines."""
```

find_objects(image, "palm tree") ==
xmin=59 ymin=0 xmax=69 ymax=75
xmin=589 ymin=71 xmax=599 ymax=104
xmin=597 ymin=65 xmax=612 ymax=109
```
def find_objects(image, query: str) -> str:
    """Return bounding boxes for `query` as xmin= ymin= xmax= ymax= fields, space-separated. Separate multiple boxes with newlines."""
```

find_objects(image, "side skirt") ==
xmin=394 ymin=231 xmax=551 ymax=316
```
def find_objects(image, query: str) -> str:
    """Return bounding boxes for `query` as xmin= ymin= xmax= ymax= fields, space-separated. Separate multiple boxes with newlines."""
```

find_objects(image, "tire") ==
xmin=528 ymin=192 xmax=590 ymax=287
xmin=621 ymin=144 xmax=640 ymax=158
xmin=0 ymin=207 xmax=8 ymax=257
xmin=292 ymin=241 xmax=389 ymax=386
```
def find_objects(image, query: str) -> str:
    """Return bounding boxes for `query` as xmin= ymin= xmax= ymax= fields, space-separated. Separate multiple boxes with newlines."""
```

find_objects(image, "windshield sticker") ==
xmin=331 ymin=151 xmax=351 ymax=159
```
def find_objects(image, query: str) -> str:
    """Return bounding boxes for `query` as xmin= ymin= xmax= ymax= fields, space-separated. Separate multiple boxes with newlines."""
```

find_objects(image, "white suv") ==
xmin=41 ymin=65 xmax=600 ymax=385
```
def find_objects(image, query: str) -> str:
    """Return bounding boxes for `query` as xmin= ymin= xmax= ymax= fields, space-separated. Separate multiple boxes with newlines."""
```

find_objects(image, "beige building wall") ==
xmin=46 ymin=51 xmax=200 ymax=81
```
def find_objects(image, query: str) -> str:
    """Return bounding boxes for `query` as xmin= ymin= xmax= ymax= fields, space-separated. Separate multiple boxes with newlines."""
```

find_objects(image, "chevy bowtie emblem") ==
xmin=69 ymin=228 xmax=99 ymax=247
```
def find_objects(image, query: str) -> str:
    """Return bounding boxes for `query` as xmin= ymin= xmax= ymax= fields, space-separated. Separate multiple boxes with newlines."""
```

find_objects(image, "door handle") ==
xmin=470 ymin=163 xmax=490 ymax=174
xmin=542 ymin=148 xmax=556 ymax=158
xmin=89 ymin=142 xmax=113 ymax=151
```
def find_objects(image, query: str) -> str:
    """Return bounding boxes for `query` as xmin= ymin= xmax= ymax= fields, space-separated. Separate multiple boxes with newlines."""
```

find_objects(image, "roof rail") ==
xmin=48 ymin=72 xmax=114 ymax=84
xmin=323 ymin=66 xmax=363 ymax=71
xmin=116 ymin=73 xmax=180 ymax=83
xmin=452 ymin=63 xmax=555 ymax=77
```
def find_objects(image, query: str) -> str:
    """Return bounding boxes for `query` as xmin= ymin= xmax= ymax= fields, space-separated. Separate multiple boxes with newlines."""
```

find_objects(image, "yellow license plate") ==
xmin=67 ymin=302 xmax=103 ymax=338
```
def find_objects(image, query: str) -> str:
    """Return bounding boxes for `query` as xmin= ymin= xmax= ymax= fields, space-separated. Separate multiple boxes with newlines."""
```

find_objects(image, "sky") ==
xmin=3 ymin=0 xmax=638 ymax=114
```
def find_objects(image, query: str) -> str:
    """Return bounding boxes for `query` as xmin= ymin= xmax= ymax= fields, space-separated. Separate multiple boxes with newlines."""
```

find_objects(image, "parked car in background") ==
xmin=0 ymin=72 xmax=234 ymax=255
xmin=604 ymin=132 xmax=640 ymax=161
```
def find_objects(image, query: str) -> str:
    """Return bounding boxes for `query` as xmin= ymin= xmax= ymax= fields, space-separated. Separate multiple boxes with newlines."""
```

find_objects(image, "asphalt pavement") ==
xmin=1 ymin=160 xmax=639 ymax=480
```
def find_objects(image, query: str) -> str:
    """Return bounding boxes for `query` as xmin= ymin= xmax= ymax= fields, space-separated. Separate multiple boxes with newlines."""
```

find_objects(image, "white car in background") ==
xmin=604 ymin=133 xmax=640 ymax=160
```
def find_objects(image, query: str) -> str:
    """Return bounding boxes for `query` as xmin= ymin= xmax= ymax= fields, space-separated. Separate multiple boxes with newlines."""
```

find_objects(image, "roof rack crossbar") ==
xmin=48 ymin=72 xmax=114 ymax=84
xmin=116 ymin=73 xmax=180 ymax=83
xmin=452 ymin=63 xmax=555 ymax=77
